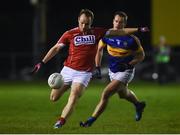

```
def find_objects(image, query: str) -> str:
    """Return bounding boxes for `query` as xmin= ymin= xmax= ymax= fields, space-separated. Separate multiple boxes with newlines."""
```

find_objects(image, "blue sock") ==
xmin=87 ymin=116 xmax=96 ymax=123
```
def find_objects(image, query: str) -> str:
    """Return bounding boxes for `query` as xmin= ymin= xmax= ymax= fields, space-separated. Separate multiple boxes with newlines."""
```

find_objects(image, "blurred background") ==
xmin=0 ymin=0 xmax=180 ymax=83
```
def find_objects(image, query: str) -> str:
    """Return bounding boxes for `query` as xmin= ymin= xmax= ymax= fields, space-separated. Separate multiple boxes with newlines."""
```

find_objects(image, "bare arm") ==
xmin=129 ymin=36 xmax=145 ymax=66
xmin=105 ymin=28 xmax=138 ymax=37
xmin=95 ymin=42 xmax=105 ymax=67
xmin=31 ymin=43 xmax=65 ymax=74
xmin=42 ymin=43 xmax=64 ymax=63
xmin=129 ymin=50 xmax=145 ymax=66
xmin=105 ymin=27 xmax=149 ymax=37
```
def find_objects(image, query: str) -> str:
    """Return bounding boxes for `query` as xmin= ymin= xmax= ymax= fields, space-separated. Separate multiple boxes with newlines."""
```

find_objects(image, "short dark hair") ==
xmin=79 ymin=9 xmax=94 ymax=23
xmin=114 ymin=11 xmax=128 ymax=24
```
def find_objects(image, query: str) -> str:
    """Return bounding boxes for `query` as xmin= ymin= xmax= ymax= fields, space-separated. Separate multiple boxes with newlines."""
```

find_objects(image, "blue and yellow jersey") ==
xmin=99 ymin=35 xmax=144 ymax=73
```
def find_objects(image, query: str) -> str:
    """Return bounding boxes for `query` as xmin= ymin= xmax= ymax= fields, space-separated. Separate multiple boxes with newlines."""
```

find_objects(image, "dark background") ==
xmin=0 ymin=0 xmax=178 ymax=81
xmin=0 ymin=0 xmax=151 ymax=52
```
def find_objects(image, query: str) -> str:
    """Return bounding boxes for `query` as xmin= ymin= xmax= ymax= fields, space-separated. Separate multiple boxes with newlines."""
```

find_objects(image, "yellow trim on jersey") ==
xmin=98 ymin=38 xmax=144 ymax=57
xmin=107 ymin=46 xmax=132 ymax=57
xmin=98 ymin=39 xmax=106 ymax=47
xmin=136 ymin=45 xmax=144 ymax=53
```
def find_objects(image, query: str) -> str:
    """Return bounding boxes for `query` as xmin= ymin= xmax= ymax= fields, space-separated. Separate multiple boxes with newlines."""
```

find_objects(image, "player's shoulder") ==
xmin=65 ymin=27 xmax=79 ymax=34
xmin=69 ymin=27 xmax=79 ymax=32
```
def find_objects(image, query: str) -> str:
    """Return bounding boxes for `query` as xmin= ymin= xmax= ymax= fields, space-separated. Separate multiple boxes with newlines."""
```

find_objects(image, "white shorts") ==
xmin=60 ymin=66 xmax=92 ymax=87
xmin=108 ymin=68 xmax=135 ymax=84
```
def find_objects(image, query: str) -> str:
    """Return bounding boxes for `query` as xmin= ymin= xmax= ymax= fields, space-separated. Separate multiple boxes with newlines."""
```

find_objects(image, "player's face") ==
xmin=113 ymin=15 xmax=126 ymax=30
xmin=78 ymin=14 xmax=92 ymax=32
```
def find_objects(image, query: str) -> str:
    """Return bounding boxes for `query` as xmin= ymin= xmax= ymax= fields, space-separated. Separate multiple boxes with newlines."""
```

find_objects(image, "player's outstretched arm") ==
xmin=41 ymin=43 xmax=62 ymax=64
xmin=105 ymin=27 xmax=149 ymax=37
xmin=31 ymin=43 xmax=63 ymax=74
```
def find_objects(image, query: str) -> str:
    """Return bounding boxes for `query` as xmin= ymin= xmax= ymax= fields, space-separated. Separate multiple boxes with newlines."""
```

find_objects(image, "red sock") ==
xmin=58 ymin=117 xmax=66 ymax=125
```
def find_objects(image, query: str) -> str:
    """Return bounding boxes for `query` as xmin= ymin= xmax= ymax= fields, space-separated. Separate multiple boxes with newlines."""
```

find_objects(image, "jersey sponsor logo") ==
xmin=74 ymin=35 xmax=95 ymax=46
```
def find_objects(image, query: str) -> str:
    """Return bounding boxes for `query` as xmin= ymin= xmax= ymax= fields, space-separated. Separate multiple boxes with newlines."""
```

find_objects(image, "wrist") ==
xmin=138 ymin=27 xmax=143 ymax=32
xmin=40 ymin=61 xmax=45 ymax=65
xmin=127 ymin=63 xmax=134 ymax=69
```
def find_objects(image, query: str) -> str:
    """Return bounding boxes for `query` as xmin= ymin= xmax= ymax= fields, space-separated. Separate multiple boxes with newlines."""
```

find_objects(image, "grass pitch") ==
xmin=0 ymin=80 xmax=180 ymax=134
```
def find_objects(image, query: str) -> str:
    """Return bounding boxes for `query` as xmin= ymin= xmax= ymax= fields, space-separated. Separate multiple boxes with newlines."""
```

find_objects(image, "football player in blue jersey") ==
xmin=80 ymin=11 xmax=146 ymax=127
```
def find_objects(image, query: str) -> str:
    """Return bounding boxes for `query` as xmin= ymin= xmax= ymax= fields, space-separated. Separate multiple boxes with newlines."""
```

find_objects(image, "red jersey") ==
xmin=57 ymin=27 xmax=107 ymax=72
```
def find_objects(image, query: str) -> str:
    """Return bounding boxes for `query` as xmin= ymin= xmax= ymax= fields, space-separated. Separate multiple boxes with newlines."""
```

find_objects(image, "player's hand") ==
xmin=138 ymin=27 xmax=149 ymax=32
xmin=92 ymin=67 xmax=102 ymax=79
xmin=118 ymin=63 xmax=134 ymax=72
xmin=31 ymin=61 xmax=45 ymax=74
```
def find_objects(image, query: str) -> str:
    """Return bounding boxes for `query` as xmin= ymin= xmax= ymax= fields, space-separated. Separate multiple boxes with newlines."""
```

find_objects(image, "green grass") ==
xmin=0 ymin=80 xmax=180 ymax=133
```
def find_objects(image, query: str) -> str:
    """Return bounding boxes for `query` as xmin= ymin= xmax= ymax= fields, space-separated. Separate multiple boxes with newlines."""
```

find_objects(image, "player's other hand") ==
xmin=138 ymin=27 xmax=149 ymax=32
xmin=118 ymin=63 xmax=134 ymax=72
xmin=31 ymin=61 xmax=45 ymax=74
xmin=93 ymin=67 xmax=102 ymax=79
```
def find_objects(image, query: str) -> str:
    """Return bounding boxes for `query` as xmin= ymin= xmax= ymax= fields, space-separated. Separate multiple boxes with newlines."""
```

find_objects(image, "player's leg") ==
xmin=117 ymin=83 xmax=146 ymax=121
xmin=50 ymin=84 xmax=70 ymax=102
xmin=54 ymin=82 xmax=85 ymax=128
xmin=117 ymin=83 xmax=139 ymax=104
xmin=92 ymin=80 xmax=120 ymax=118
xmin=50 ymin=66 xmax=72 ymax=102
xmin=80 ymin=79 xmax=120 ymax=127
xmin=54 ymin=69 xmax=92 ymax=128
xmin=110 ymin=68 xmax=146 ymax=121
xmin=61 ymin=83 xmax=85 ymax=118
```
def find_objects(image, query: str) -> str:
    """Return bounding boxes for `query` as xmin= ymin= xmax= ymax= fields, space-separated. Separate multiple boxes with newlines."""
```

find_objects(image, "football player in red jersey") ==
xmin=32 ymin=9 xmax=149 ymax=128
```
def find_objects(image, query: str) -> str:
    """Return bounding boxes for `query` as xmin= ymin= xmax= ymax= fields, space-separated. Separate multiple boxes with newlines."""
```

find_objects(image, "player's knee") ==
xmin=50 ymin=96 xmax=58 ymax=102
xmin=118 ymin=89 xmax=128 ymax=99
xmin=50 ymin=97 xmax=56 ymax=102
xmin=119 ymin=93 xmax=126 ymax=99
xmin=50 ymin=89 xmax=61 ymax=102
xmin=50 ymin=93 xmax=60 ymax=102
